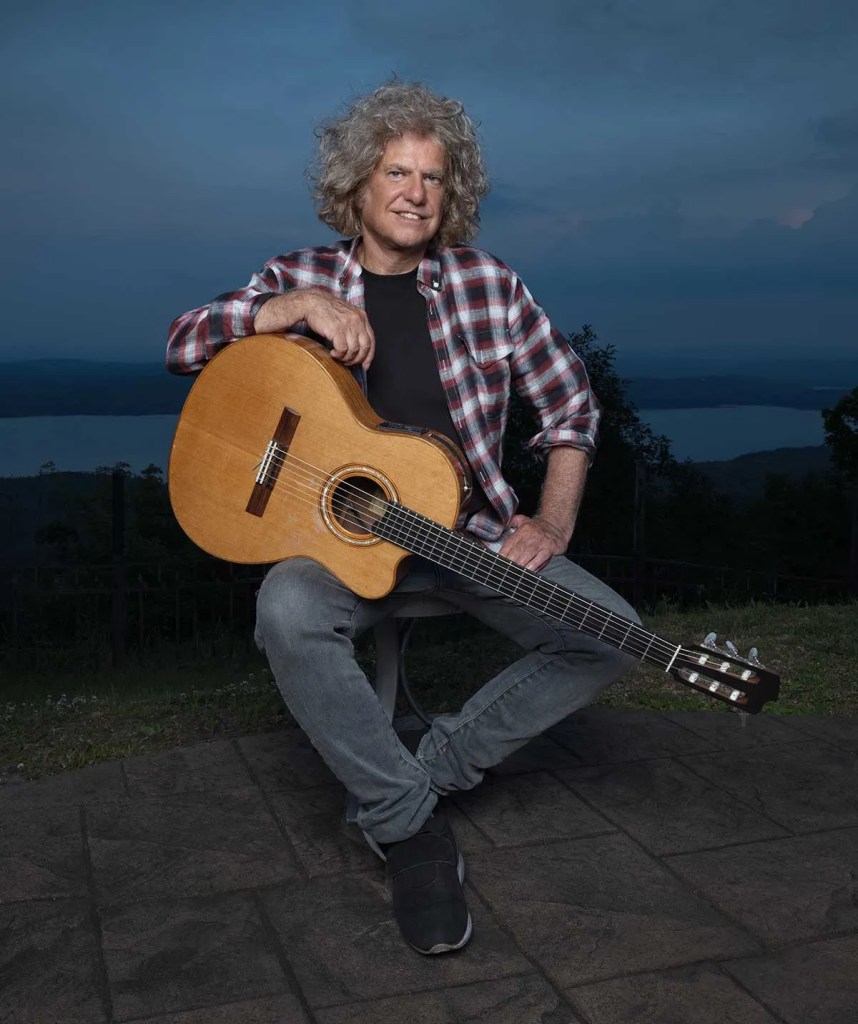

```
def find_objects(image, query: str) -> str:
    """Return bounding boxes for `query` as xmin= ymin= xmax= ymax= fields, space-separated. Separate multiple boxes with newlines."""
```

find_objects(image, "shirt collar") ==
xmin=417 ymin=244 xmax=443 ymax=292
xmin=340 ymin=236 xmax=444 ymax=292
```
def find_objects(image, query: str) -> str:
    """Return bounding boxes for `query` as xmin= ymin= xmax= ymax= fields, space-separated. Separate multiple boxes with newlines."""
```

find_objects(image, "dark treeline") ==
xmin=504 ymin=326 xmax=856 ymax=589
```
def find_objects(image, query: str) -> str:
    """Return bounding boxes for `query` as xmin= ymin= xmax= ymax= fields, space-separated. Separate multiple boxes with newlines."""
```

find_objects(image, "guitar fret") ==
xmin=375 ymin=504 xmax=700 ymax=680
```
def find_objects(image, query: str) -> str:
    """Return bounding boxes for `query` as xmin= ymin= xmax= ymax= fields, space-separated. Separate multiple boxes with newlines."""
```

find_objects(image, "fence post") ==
xmin=633 ymin=460 xmax=647 ymax=607
xmin=111 ymin=470 xmax=127 ymax=667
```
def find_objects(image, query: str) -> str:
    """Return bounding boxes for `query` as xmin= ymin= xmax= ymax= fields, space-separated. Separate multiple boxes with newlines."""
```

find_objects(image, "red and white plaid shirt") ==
xmin=166 ymin=238 xmax=601 ymax=541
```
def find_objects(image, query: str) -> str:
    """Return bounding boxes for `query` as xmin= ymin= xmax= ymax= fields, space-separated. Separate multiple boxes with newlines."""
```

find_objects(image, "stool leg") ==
xmin=373 ymin=618 xmax=401 ymax=721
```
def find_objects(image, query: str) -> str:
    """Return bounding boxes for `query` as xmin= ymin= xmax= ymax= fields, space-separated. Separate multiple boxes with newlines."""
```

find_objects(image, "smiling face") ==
xmin=357 ymin=132 xmax=447 ymax=273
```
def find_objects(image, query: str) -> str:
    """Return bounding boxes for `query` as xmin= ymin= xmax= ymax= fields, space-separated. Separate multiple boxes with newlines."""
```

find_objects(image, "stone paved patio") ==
xmin=1 ymin=708 xmax=856 ymax=1023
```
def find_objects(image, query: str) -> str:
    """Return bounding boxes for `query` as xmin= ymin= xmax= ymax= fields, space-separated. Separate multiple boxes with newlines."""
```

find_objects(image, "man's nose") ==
xmin=404 ymin=176 xmax=427 ymax=204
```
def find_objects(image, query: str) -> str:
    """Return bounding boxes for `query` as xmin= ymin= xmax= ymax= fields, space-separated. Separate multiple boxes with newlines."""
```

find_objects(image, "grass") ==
xmin=2 ymin=602 xmax=856 ymax=781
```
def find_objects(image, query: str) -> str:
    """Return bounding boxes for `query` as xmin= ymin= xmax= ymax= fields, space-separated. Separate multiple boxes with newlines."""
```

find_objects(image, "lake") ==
xmin=0 ymin=406 xmax=827 ymax=478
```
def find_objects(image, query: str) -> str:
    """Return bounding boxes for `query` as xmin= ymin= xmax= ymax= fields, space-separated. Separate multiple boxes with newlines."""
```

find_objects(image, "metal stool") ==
xmin=371 ymin=594 xmax=460 ymax=726
xmin=345 ymin=594 xmax=460 ymax=833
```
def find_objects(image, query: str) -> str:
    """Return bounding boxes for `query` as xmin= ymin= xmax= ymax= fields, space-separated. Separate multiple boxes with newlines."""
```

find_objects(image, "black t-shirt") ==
xmin=362 ymin=267 xmax=458 ymax=442
xmin=362 ymin=266 xmax=484 ymax=514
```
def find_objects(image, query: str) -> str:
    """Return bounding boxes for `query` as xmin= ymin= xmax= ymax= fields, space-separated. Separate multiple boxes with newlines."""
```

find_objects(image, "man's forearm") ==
xmin=535 ymin=446 xmax=590 ymax=546
xmin=253 ymin=291 xmax=308 ymax=333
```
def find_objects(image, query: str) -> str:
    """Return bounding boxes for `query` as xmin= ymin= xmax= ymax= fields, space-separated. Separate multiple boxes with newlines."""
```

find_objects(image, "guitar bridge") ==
xmin=246 ymin=407 xmax=301 ymax=518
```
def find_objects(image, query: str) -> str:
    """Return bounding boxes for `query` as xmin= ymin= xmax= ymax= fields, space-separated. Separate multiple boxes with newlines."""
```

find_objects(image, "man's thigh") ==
xmin=257 ymin=555 xmax=444 ymax=642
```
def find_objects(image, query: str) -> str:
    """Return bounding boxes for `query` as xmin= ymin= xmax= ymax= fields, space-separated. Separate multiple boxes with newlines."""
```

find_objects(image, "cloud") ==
xmin=1 ymin=0 xmax=857 ymax=361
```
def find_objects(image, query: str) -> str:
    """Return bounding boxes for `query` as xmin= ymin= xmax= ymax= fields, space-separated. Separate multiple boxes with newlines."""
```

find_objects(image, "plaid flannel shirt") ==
xmin=166 ymin=238 xmax=601 ymax=541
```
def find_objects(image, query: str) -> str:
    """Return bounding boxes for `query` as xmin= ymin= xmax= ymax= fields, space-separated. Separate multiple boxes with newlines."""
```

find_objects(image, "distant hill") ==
xmin=695 ymin=445 xmax=832 ymax=498
xmin=616 ymin=352 xmax=858 ymax=385
xmin=626 ymin=376 xmax=849 ymax=410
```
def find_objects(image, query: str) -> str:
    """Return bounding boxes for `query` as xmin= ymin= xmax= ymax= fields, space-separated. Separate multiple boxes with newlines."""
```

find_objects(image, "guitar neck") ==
xmin=374 ymin=502 xmax=681 ymax=672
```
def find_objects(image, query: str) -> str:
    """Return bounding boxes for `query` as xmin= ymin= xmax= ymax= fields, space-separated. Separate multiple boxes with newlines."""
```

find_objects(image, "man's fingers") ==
xmin=326 ymin=318 xmax=375 ymax=368
xmin=304 ymin=293 xmax=375 ymax=367
xmin=498 ymin=517 xmax=563 ymax=571
xmin=335 ymin=328 xmax=374 ymax=367
xmin=501 ymin=541 xmax=550 ymax=572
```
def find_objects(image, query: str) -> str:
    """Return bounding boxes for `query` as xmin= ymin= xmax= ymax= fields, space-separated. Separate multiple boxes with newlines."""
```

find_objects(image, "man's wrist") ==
xmin=253 ymin=289 xmax=307 ymax=333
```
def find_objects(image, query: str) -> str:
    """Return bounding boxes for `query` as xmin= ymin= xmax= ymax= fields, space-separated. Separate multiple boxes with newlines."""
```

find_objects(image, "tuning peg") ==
xmin=747 ymin=647 xmax=763 ymax=667
xmin=726 ymin=640 xmax=739 ymax=656
xmin=703 ymin=632 xmax=718 ymax=650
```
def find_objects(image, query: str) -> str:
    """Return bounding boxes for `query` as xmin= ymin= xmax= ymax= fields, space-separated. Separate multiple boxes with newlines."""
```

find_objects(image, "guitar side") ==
xmin=168 ymin=334 xmax=467 ymax=597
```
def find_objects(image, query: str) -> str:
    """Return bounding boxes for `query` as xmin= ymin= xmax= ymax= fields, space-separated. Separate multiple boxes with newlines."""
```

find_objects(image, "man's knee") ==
xmin=256 ymin=557 xmax=350 ymax=648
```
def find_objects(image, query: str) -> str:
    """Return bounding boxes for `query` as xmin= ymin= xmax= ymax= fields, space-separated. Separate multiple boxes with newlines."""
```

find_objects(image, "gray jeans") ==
xmin=254 ymin=552 xmax=640 ymax=844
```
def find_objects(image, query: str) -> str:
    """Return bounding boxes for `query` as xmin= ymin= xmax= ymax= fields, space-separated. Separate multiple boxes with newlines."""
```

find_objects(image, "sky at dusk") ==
xmin=2 ymin=0 xmax=857 ymax=367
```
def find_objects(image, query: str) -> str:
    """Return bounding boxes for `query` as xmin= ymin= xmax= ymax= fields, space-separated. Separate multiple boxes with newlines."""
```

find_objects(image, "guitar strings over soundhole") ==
xmin=321 ymin=467 xmax=397 ymax=545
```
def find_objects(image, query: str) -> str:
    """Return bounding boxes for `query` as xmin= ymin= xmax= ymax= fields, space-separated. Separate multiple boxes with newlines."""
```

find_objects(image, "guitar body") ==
xmin=168 ymin=334 xmax=468 ymax=598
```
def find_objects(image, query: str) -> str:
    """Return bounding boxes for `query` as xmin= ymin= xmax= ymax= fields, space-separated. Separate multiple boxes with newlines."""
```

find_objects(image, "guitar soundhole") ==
xmin=325 ymin=471 xmax=392 ymax=544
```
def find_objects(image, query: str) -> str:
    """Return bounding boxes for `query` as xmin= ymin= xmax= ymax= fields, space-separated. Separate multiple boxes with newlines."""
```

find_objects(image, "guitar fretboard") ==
xmin=374 ymin=502 xmax=681 ymax=672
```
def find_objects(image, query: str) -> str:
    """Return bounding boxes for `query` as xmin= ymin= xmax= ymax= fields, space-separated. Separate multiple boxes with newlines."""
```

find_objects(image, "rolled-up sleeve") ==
xmin=166 ymin=262 xmax=288 ymax=375
xmin=507 ymin=278 xmax=601 ymax=460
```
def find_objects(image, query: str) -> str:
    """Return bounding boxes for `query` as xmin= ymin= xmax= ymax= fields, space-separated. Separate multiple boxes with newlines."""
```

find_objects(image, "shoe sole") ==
xmin=412 ymin=852 xmax=473 ymax=955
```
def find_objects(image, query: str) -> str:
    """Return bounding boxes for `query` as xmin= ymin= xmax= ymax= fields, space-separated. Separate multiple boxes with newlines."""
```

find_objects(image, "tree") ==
xmin=502 ymin=324 xmax=733 ymax=559
xmin=823 ymin=387 xmax=858 ymax=482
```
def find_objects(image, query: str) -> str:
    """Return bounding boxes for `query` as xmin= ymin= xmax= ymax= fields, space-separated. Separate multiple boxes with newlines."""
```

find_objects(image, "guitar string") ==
xmin=262 ymin=466 xmax=748 ymax=689
xmin=259 ymin=447 xmax=748 ymax=679
xmin=252 ymin=454 xmax=674 ymax=666
xmin=242 ymin=446 xmax=741 ymax=679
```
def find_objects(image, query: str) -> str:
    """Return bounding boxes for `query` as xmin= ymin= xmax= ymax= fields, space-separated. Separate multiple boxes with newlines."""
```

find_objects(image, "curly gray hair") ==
xmin=312 ymin=81 xmax=490 ymax=247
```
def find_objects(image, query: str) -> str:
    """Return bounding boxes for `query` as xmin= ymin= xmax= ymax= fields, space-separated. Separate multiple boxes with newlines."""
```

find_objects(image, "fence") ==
xmin=0 ymin=551 xmax=850 ymax=672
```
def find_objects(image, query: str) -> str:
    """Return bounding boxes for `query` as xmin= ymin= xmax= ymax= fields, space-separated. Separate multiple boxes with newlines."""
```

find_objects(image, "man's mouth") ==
xmin=395 ymin=212 xmax=424 ymax=221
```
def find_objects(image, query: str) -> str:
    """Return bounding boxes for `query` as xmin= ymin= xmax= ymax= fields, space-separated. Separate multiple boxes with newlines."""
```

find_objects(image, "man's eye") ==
xmin=388 ymin=170 xmax=404 ymax=179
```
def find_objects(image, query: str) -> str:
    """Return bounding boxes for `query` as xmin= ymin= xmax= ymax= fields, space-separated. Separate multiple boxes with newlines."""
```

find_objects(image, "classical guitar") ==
xmin=169 ymin=334 xmax=780 ymax=714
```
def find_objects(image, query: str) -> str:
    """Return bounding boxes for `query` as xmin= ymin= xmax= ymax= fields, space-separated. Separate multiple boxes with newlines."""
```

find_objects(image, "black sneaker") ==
xmin=382 ymin=812 xmax=472 ymax=955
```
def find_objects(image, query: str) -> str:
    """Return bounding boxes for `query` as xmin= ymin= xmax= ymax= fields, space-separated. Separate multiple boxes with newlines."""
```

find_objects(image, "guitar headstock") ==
xmin=668 ymin=632 xmax=780 ymax=714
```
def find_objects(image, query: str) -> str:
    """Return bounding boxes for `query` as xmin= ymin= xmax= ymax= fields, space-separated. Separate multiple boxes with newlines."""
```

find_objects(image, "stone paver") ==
xmin=777 ymin=713 xmax=858 ymax=754
xmin=567 ymin=962 xmax=781 ymax=1024
xmin=678 ymin=740 xmax=858 ymax=832
xmin=548 ymin=708 xmax=716 ymax=763
xmin=453 ymin=771 xmax=615 ymax=846
xmin=132 ymin=995 xmax=311 ymax=1023
xmin=724 ymin=934 xmax=858 ymax=1024
xmin=123 ymin=740 xmax=254 ymax=799
xmin=238 ymin=731 xmax=337 ymax=791
xmin=87 ymin=789 xmax=300 ymax=904
xmin=1 ymin=709 xmax=856 ymax=1021
xmin=259 ymin=873 xmax=530 ymax=1008
xmin=314 ymin=975 xmax=581 ymax=1024
xmin=100 ymin=891 xmax=289 ymax=1021
xmin=0 ymin=799 xmax=88 ymax=902
xmin=557 ymin=757 xmax=788 ymax=855
xmin=467 ymin=833 xmax=759 ymax=988
xmin=667 ymin=828 xmax=858 ymax=944
xmin=0 ymin=898 xmax=106 ymax=1024
xmin=488 ymin=733 xmax=581 ymax=775
xmin=662 ymin=708 xmax=810 ymax=749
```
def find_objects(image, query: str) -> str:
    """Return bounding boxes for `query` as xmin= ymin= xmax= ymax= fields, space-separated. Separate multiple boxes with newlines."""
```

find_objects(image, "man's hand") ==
xmin=253 ymin=288 xmax=376 ymax=369
xmin=498 ymin=513 xmax=569 ymax=572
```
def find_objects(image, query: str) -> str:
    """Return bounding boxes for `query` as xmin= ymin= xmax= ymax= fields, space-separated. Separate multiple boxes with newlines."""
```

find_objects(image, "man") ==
xmin=167 ymin=81 xmax=639 ymax=955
